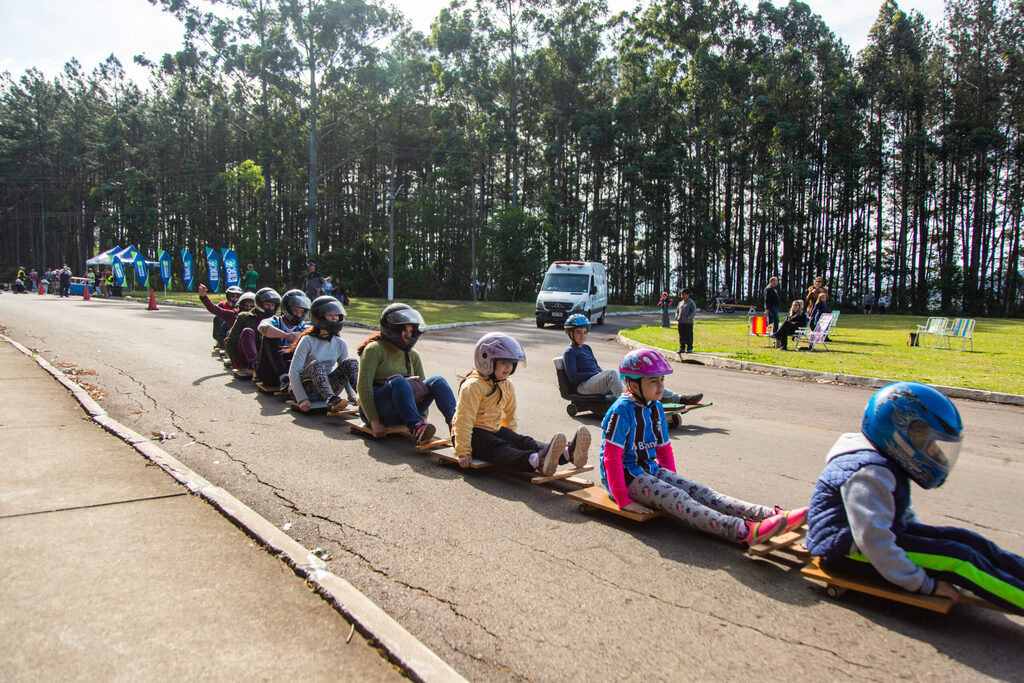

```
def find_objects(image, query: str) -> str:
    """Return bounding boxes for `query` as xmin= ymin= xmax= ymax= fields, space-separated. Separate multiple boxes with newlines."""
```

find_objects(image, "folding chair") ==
xmin=747 ymin=315 xmax=772 ymax=346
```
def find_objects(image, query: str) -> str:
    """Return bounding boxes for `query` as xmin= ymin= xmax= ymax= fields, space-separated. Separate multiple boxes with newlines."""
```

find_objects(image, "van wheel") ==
xmin=536 ymin=316 xmax=545 ymax=328
xmin=598 ymin=307 xmax=606 ymax=325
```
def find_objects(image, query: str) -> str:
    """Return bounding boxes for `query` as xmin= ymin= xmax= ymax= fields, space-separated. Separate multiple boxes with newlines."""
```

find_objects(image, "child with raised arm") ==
xmin=806 ymin=382 xmax=1024 ymax=613
xmin=600 ymin=349 xmax=806 ymax=545
xmin=452 ymin=333 xmax=590 ymax=474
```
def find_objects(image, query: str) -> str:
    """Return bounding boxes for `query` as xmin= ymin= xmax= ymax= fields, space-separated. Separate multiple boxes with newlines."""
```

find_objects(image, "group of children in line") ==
xmin=200 ymin=288 xmax=1024 ymax=615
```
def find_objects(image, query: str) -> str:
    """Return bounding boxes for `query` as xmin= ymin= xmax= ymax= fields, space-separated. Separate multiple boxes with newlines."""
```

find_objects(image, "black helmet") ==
xmin=380 ymin=303 xmax=425 ymax=351
xmin=254 ymin=287 xmax=281 ymax=318
xmin=225 ymin=285 xmax=243 ymax=306
xmin=280 ymin=288 xmax=311 ymax=326
xmin=310 ymin=295 xmax=345 ymax=335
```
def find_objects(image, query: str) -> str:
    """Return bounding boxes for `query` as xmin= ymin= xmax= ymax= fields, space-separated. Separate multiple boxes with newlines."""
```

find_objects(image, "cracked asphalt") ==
xmin=3 ymin=293 xmax=1023 ymax=680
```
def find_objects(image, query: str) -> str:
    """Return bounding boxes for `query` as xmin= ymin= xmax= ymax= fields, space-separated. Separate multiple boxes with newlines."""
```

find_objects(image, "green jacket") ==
xmin=357 ymin=340 xmax=425 ymax=424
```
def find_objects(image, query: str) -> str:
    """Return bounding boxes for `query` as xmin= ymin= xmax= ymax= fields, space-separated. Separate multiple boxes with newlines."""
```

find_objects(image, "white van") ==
xmin=535 ymin=261 xmax=608 ymax=328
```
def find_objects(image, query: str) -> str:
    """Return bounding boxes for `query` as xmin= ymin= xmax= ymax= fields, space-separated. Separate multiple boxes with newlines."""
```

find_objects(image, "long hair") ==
xmin=284 ymin=326 xmax=331 ymax=354
xmin=356 ymin=332 xmax=384 ymax=356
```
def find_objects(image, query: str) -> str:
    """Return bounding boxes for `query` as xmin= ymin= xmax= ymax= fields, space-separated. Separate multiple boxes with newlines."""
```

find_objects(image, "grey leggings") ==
xmin=300 ymin=358 xmax=358 ymax=401
xmin=627 ymin=469 xmax=775 ymax=542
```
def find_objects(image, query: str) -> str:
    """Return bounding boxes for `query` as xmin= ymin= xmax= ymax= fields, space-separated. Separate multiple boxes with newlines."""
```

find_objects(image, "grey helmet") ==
xmin=237 ymin=292 xmax=256 ymax=312
xmin=474 ymin=332 xmax=526 ymax=377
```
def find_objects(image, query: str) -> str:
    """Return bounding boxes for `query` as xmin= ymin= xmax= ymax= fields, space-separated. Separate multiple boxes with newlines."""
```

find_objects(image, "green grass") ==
xmin=151 ymin=291 xmax=652 ymax=327
xmin=623 ymin=314 xmax=1024 ymax=395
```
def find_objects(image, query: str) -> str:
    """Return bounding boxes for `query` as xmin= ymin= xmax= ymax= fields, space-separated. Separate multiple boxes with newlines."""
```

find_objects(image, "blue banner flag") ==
xmin=158 ymin=250 xmax=172 ymax=288
xmin=112 ymin=258 xmax=126 ymax=288
xmin=205 ymin=247 xmax=221 ymax=294
xmin=222 ymin=248 xmax=240 ymax=289
xmin=181 ymin=250 xmax=194 ymax=291
xmin=134 ymin=252 xmax=150 ymax=289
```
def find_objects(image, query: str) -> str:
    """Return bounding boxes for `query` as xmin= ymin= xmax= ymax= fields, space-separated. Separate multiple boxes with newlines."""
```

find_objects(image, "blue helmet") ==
xmin=564 ymin=313 xmax=591 ymax=329
xmin=862 ymin=382 xmax=963 ymax=489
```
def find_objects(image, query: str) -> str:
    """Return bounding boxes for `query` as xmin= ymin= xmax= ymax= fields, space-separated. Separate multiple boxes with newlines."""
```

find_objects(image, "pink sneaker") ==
xmin=741 ymin=513 xmax=785 ymax=546
xmin=774 ymin=506 xmax=809 ymax=534
xmin=412 ymin=421 xmax=436 ymax=445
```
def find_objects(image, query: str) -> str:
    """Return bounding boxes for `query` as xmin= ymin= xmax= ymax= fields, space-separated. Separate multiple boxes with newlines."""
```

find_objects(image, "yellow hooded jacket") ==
xmin=451 ymin=370 xmax=518 ymax=458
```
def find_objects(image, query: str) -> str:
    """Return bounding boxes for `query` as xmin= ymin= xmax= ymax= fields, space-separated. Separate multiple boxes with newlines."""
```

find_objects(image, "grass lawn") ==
xmin=623 ymin=314 xmax=1024 ymax=395
xmin=150 ymin=291 xmax=652 ymax=327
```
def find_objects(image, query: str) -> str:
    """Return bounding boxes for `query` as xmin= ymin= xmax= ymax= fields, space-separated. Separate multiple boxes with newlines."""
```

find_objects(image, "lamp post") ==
xmin=387 ymin=183 xmax=404 ymax=302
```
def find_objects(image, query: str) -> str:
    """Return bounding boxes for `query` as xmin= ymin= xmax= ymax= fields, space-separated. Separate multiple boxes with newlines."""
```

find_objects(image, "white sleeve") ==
xmin=842 ymin=465 xmax=934 ymax=594
xmin=289 ymin=337 xmax=311 ymax=403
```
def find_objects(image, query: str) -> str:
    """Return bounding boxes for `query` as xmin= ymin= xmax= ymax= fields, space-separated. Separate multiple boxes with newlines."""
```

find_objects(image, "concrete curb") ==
xmin=615 ymin=333 xmax=1024 ymax=407
xmin=1 ymin=333 xmax=467 ymax=683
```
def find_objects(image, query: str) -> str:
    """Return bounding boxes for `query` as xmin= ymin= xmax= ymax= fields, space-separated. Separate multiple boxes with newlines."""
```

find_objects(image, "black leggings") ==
xmin=461 ymin=427 xmax=544 ymax=472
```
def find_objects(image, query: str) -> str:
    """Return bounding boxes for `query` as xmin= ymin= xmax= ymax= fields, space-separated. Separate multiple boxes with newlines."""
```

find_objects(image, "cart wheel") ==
xmin=667 ymin=413 xmax=682 ymax=428
xmin=826 ymin=584 xmax=846 ymax=599
xmin=578 ymin=503 xmax=591 ymax=515
xmin=567 ymin=404 xmax=579 ymax=417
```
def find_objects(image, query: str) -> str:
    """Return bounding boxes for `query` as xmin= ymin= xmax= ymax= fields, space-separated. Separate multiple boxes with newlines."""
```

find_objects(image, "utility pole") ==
xmin=387 ymin=150 xmax=403 ymax=302
xmin=470 ymin=142 xmax=477 ymax=302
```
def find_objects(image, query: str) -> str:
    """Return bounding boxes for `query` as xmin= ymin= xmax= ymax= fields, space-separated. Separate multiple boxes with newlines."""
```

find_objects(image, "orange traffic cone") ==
xmin=83 ymin=284 xmax=91 ymax=301
xmin=147 ymin=289 xmax=159 ymax=311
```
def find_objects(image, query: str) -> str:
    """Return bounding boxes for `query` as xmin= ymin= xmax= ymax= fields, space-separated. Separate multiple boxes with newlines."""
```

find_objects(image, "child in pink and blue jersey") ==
xmin=600 ymin=349 xmax=807 ymax=546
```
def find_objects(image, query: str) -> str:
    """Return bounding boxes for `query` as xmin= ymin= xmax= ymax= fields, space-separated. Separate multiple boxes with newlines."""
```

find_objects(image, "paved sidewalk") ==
xmin=0 ymin=340 xmax=410 ymax=680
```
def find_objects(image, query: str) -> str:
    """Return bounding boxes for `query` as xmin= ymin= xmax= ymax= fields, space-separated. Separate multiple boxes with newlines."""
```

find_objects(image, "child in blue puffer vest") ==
xmin=806 ymin=381 xmax=1024 ymax=613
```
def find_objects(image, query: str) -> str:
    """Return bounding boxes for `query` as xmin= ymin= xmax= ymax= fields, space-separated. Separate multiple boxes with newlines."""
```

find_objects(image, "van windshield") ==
xmin=541 ymin=273 xmax=589 ymax=293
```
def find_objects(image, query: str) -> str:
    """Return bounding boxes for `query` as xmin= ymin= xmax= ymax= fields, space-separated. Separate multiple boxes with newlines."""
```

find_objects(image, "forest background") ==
xmin=1 ymin=0 xmax=1022 ymax=314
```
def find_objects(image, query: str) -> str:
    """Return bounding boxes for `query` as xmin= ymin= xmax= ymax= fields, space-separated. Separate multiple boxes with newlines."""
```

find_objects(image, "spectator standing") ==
xmin=302 ymin=262 xmax=326 ymax=300
xmin=333 ymin=277 xmax=349 ymax=306
xmin=675 ymin=288 xmax=697 ymax=353
xmin=58 ymin=265 xmax=72 ymax=298
xmin=243 ymin=264 xmax=260 ymax=292
xmin=29 ymin=268 xmax=39 ymax=293
xmin=658 ymin=291 xmax=672 ymax=327
xmin=322 ymin=276 xmax=334 ymax=295
xmin=763 ymin=277 xmax=780 ymax=334
xmin=878 ymin=293 xmax=890 ymax=314
xmin=805 ymin=276 xmax=828 ymax=312
xmin=863 ymin=292 xmax=875 ymax=314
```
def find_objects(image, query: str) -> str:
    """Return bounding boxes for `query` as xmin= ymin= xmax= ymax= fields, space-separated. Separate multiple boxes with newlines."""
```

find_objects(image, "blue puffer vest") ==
xmin=806 ymin=449 xmax=911 ymax=558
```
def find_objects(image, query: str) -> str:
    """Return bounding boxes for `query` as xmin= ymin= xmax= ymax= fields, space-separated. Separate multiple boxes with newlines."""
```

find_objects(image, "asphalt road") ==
xmin=3 ymin=293 xmax=1023 ymax=680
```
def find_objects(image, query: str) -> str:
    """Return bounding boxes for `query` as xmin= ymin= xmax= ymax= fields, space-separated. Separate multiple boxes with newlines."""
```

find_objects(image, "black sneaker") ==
xmin=327 ymin=395 xmax=347 ymax=411
xmin=677 ymin=393 xmax=703 ymax=405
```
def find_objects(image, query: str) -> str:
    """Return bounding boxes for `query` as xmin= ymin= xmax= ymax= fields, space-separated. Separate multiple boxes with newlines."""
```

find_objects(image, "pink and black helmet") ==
xmin=618 ymin=349 xmax=673 ymax=379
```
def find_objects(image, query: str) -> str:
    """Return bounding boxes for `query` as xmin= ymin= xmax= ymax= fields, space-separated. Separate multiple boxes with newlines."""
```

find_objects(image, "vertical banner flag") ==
xmin=158 ymin=250 xmax=172 ymax=288
xmin=205 ymin=247 xmax=221 ymax=294
xmin=181 ymin=249 xmax=194 ymax=292
xmin=221 ymin=248 xmax=240 ymax=289
xmin=112 ymin=258 xmax=126 ymax=288
xmin=134 ymin=252 xmax=150 ymax=289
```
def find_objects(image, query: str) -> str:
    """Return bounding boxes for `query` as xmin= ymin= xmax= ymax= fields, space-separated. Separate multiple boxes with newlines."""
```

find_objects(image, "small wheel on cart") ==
xmin=578 ymin=503 xmax=591 ymax=515
xmin=566 ymin=403 xmax=579 ymax=417
xmin=667 ymin=412 xmax=683 ymax=428
xmin=826 ymin=584 xmax=846 ymax=598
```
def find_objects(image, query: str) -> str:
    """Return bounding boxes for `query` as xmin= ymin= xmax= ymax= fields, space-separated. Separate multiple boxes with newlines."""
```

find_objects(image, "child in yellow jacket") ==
xmin=452 ymin=332 xmax=590 ymax=474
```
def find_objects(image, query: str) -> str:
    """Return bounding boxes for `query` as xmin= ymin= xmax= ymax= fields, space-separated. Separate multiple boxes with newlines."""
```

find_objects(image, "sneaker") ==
xmin=327 ymin=395 xmax=347 ymax=412
xmin=537 ymin=433 xmax=567 ymax=476
xmin=564 ymin=427 xmax=590 ymax=468
xmin=774 ymin=506 xmax=809 ymax=534
xmin=740 ymin=513 xmax=786 ymax=546
xmin=677 ymin=393 xmax=703 ymax=405
xmin=412 ymin=420 xmax=436 ymax=445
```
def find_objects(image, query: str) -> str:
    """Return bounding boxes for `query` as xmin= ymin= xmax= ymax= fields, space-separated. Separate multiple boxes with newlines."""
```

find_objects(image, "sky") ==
xmin=0 ymin=0 xmax=947 ymax=85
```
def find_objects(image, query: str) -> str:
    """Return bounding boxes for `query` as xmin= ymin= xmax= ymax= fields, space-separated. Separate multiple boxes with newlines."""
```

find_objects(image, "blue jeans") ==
xmin=362 ymin=375 xmax=456 ymax=431
xmin=766 ymin=306 xmax=779 ymax=334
